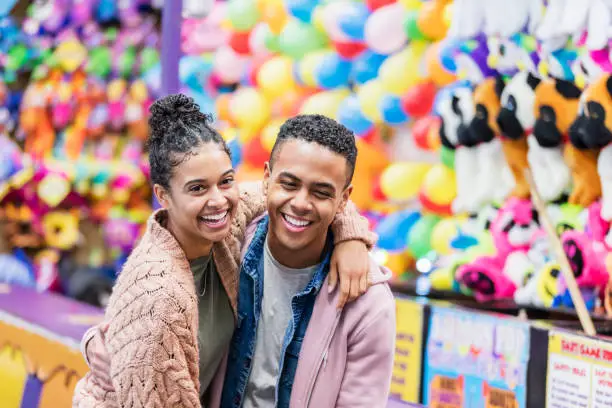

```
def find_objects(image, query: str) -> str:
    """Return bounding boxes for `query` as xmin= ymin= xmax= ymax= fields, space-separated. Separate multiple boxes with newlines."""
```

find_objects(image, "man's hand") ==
xmin=85 ymin=322 xmax=113 ymax=392
xmin=329 ymin=240 xmax=370 ymax=309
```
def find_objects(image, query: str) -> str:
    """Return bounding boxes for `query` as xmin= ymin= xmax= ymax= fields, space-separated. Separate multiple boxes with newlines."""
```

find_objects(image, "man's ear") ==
xmin=337 ymin=185 xmax=353 ymax=214
xmin=263 ymin=162 xmax=271 ymax=195
xmin=153 ymin=184 xmax=170 ymax=209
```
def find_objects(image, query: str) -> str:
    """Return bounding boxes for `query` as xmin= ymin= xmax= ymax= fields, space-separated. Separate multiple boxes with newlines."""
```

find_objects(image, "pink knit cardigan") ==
xmin=73 ymin=182 xmax=375 ymax=407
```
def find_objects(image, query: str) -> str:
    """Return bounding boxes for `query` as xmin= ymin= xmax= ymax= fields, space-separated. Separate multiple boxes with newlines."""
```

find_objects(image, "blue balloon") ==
xmin=375 ymin=210 xmax=421 ymax=251
xmin=0 ymin=1 xmax=17 ymax=17
xmin=286 ymin=0 xmax=319 ymax=22
xmin=380 ymin=95 xmax=409 ymax=125
xmin=96 ymin=0 xmax=118 ymax=22
xmin=351 ymin=51 xmax=386 ymax=85
xmin=315 ymin=52 xmax=352 ymax=89
xmin=338 ymin=3 xmax=369 ymax=41
xmin=228 ymin=138 xmax=243 ymax=168
xmin=180 ymin=56 xmax=212 ymax=93
xmin=338 ymin=95 xmax=373 ymax=135
xmin=439 ymin=39 xmax=461 ymax=73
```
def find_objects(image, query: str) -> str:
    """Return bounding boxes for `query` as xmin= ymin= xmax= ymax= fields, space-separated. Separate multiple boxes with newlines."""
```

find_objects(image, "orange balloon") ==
xmin=427 ymin=119 xmax=442 ymax=150
xmin=351 ymin=139 xmax=390 ymax=210
xmin=216 ymin=93 xmax=233 ymax=123
xmin=425 ymin=42 xmax=457 ymax=87
xmin=417 ymin=0 xmax=451 ymax=41
xmin=271 ymin=87 xmax=314 ymax=117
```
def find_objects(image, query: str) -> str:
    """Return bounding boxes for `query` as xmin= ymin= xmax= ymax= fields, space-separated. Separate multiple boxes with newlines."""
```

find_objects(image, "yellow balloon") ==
xmin=443 ymin=3 xmax=453 ymax=27
xmin=257 ymin=56 xmax=296 ymax=99
xmin=229 ymin=87 xmax=271 ymax=133
xmin=311 ymin=6 xmax=326 ymax=33
xmin=261 ymin=118 xmax=285 ymax=152
xmin=300 ymin=88 xmax=350 ymax=118
xmin=429 ymin=266 xmax=455 ymax=290
xmin=379 ymin=44 xmax=426 ymax=95
xmin=431 ymin=218 xmax=460 ymax=255
xmin=422 ymin=164 xmax=456 ymax=205
xmin=399 ymin=0 xmax=422 ymax=10
xmin=299 ymin=50 xmax=327 ymax=87
xmin=357 ymin=80 xmax=386 ymax=123
xmin=380 ymin=162 xmax=432 ymax=201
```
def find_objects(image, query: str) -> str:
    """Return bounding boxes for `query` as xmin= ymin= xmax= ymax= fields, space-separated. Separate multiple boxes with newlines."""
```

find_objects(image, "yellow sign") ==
xmin=547 ymin=331 xmax=612 ymax=407
xmin=390 ymin=298 xmax=423 ymax=403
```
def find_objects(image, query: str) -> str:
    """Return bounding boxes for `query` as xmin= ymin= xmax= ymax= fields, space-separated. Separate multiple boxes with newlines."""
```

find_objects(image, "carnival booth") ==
xmin=3 ymin=0 xmax=612 ymax=407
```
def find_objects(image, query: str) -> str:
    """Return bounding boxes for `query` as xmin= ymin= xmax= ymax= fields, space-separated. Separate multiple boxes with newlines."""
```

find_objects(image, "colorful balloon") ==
xmin=365 ymin=0 xmax=397 ymax=11
xmin=337 ymin=3 xmax=369 ymax=41
xmin=421 ymin=164 xmax=456 ymax=206
xmin=401 ymin=81 xmax=436 ymax=117
xmin=227 ymin=0 xmax=261 ymax=32
xmin=261 ymin=118 xmax=285 ymax=152
xmin=378 ymin=43 xmax=426 ymax=94
xmin=279 ymin=19 xmax=328 ymax=59
xmin=364 ymin=3 xmax=407 ymax=55
xmin=229 ymin=31 xmax=252 ymax=55
xmin=380 ymin=162 xmax=431 ymax=201
xmin=298 ymin=50 xmax=327 ymax=87
xmin=357 ymin=79 xmax=386 ymax=123
xmin=286 ymin=0 xmax=319 ymax=23
xmin=257 ymin=56 xmax=296 ymax=98
xmin=375 ymin=209 xmax=421 ymax=251
xmin=337 ymin=94 xmax=374 ymax=135
xmin=407 ymin=214 xmax=440 ymax=259
xmin=403 ymin=10 xmax=427 ymax=41
xmin=431 ymin=218 xmax=461 ymax=255
xmin=351 ymin=51 xmax=386 ymax=84
xmin=300 ymin=89 xmax=350 ymax=118
xmin=229 ymin=87 xmax=270 ymax=132
xmin=380 ymin=95 xmax=409 ymax=125
xmin=315 ymin=52 xmax=352 ymax=89
xmin=214 ymin=46 xmax=249 ymax=83
xmin=412 ymin=115 xmax=438 ymax=150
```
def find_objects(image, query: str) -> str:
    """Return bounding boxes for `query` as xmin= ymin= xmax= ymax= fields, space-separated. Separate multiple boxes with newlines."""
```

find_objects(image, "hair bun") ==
xmin=148 ymin=93 xmax=202 ymax=138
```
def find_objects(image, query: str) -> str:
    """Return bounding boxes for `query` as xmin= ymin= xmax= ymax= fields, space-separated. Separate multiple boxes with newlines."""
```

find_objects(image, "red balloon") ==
xmin=402 ymin=81 xmax=436 ymax=118
xmin=242 ymin=136 xmax=269 ymax=168
xmin=418 ymin=190 xmax=452 ymax=216
xmin=229 ymin=31 xmax=252 ymax=55
xmin=372 ymin=177 xmax=387 ymax=201
xmin=365 ymin=0 xmax=397 ymax=11
xmin=412 ymin=115 xmax=438 ymax=150
xmin=334 ymin=40 xmax=367 ymax=60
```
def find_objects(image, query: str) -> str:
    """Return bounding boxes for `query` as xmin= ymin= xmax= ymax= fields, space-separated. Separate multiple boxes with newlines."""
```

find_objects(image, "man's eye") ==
xmin=281 ymin=181 xmax=297 ymax=189
xmin=221 ymin=177 xmax=235 ymax=186
xmin=314 ymin=191 xmax=331 ymax=199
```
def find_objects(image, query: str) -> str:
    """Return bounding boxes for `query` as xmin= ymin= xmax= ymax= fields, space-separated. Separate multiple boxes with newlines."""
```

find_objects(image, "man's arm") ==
xmin=335 ymin=287 xmax=396 ymax=408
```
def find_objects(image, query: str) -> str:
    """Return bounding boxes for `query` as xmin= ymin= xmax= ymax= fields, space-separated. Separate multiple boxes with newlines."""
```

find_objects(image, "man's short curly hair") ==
xmin=269 ymin=114 xmax=357 ymax=186
xmin=147 ymin=93 xmax=230 ymax=190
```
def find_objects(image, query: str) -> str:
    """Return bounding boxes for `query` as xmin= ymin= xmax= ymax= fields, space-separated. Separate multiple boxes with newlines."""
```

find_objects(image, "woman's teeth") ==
xmin=199 ymin=210 xmax=228 ymax=223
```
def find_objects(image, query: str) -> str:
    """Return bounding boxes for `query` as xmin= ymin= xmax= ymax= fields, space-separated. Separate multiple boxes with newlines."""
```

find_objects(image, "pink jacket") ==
xmin=208 ymin=218 xmax=396 ymax=408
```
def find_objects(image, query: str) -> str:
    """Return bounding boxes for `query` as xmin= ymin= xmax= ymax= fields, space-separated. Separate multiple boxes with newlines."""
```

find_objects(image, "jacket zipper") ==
xmin=303 ymin=312 xmax=341 ymax=407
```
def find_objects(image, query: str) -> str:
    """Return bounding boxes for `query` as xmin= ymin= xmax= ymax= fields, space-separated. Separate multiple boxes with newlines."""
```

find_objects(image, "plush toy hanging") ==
xmin=530 ymin=77 xmax=579 ymax=202
xmin=496 ymin=71 xmax=542 ymax=199
xmin=577 ymin=74 xmax=612 ymax=220
xmin=468 ymin=76 xmax=514 ymax=205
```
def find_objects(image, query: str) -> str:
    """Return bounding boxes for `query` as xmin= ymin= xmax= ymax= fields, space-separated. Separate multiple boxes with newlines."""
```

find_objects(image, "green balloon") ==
xmin=404 ymin=11 xmax=427 ymax=41
xmin=87 ymin=47 xmax=112 ymax=78
xmin=119 ymin=47 xmax=137 ymax=78
xmin=440 ymin=145 xmax=455 ymax=169
xmin=227 ymin=0 xmax=260 ymax=32
xmin=6 ymin=44 xmax=28 ymax=71
xmin=140 ymin=47 xmax=160 ymax=75
xmin=264 ymin=30 xmax=281 ymax=53
xmin=407 ymin=215 xmax=440 ymax=259
xmin=279 ymin=20 xmax=329 ymax=59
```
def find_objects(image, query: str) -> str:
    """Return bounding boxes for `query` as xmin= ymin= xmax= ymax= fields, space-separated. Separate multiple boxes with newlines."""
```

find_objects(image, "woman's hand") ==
xmin=329 ymin=240 xmax=370 ymax=309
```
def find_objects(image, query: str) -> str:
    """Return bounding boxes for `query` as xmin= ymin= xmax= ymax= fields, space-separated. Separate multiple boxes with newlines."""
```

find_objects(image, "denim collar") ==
xmin=242 ymin=216 xmax=333 ymax=296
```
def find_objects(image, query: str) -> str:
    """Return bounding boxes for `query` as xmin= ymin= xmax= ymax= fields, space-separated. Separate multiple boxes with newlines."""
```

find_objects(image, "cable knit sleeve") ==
xmin=236 ymin=181 xmax=377 ymax=249
xmin=108 ymin=295 xmax=200 ymax=408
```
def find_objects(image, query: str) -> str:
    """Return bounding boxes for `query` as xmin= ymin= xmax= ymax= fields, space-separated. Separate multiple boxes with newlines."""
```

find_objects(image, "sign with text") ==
xmin=390 ymin=298 xmax=424 ymax=403
xmin=423 ymin=306 xmax=530 ymax=408
xmin=547 ymin=331 xmax=612 ymax=408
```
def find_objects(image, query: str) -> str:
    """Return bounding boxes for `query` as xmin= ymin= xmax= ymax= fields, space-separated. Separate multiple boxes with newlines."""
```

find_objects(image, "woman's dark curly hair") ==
xmin=147 ymin=94 xmax=230 ymax=190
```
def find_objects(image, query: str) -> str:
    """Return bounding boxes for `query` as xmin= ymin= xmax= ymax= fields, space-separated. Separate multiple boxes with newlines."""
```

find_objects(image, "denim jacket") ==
xmin=220 ymin=216 xmax=332 ymax=408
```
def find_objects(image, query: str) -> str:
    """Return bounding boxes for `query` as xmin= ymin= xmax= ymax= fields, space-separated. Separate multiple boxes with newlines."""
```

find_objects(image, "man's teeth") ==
xmin=200 ymin=211 xmax=228 ymax=222
xmin=284 ymin=214 xmax=310 ymax=227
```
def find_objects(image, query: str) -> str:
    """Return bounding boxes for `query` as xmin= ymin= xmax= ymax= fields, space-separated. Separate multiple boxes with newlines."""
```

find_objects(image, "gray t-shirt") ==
xmin=242 ymin=239 xmax=319 ymax=408
xmin=190 ymin=254 xmax=234 ymax=405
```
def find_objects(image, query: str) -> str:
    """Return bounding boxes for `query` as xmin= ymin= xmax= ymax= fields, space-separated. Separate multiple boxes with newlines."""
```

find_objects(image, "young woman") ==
xmin=73 ymin=94 xmax=375 ymax=407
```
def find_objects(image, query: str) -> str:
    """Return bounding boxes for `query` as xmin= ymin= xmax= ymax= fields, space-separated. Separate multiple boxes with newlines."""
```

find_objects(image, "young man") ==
xmin=208 ymin=114 xmax=396 ymax=408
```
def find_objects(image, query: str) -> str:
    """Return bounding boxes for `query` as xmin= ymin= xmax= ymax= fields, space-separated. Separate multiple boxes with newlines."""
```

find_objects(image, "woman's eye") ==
xmin=190 ymin=185 xmax=205 ymax=193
